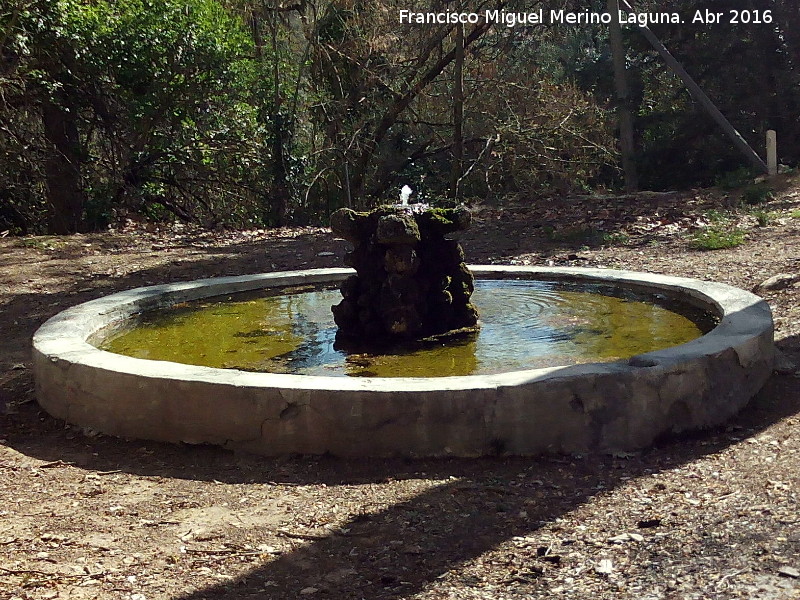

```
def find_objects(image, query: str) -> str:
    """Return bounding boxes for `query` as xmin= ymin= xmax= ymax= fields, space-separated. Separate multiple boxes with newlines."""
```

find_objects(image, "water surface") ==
xmin=99 ymin=279 xmax=715 ymax=377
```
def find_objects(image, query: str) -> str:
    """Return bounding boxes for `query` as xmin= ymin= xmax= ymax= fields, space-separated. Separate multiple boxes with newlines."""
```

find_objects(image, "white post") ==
xmin=767 ymin=130 xmax=778 ymax=176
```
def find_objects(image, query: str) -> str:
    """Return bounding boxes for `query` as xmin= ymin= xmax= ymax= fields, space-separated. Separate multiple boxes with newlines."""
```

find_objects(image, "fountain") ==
xmin=32 ymin=207 xmax=775 ymax=457
xmin=329 ymin=204 xmax=478 ymax=343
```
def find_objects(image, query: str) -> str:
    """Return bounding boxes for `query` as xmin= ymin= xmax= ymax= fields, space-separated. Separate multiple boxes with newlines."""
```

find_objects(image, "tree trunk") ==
xmin=450 ymin=23 xmax=465 ymax=200
xmin=270 ymin=112 xmax=290 ymax=225
xmin=268 ymin=11 xmax=289 ymax=226
xmin=608 ymin=0 xmax=638 ymax=192
xmin=42 ymin=95 xmax=85 ymax=234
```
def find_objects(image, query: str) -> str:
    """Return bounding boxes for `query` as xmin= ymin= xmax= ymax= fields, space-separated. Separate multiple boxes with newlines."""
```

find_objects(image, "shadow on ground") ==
xmin=2 ymin=369 xmax=797 ymax=599
xmin=2 ymin=222 xmax=799 ymax=598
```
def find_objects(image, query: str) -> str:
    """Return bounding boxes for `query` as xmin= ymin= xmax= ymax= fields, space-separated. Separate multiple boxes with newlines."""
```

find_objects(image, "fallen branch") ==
xmin=277 ymin=528 xmax=366 ymax=540
xmin=185 ymin=547 xmax=265 ymax=557
xmin=0 ymin=565 xmax=105 ymax=588
xmin=39 ymin=460 xmax=75 ymax=469
xmin=277 ymin=529 xmax=328 ymax=541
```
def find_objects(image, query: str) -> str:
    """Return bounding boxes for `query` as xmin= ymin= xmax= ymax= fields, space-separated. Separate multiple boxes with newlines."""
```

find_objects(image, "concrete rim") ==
xmin=33 ymin=266 xmax=769 ymax=389
xmin=32 ymin=266 xmax=775 ymax=456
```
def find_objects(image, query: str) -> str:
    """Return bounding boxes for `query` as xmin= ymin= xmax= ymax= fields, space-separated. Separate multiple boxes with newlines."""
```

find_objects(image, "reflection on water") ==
xmin=99 ymin=280 xmax=716 ymax=378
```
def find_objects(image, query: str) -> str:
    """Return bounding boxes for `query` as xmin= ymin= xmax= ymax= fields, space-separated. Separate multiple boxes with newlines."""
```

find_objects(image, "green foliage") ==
xmin=702 ymin=209 xmax=731 ymax=224
xmin=602 ymin=231 xmax=631 ymax=246
xmin=751 ymin=209 xmax=778 ymax=227
xmin=76 ymin=0 xmax=267 ymax=226
xmin=1 ymin=0 xmax=278 ymax=232
xmin=741 ymin=183 xmax=775 ymax=206
xmin=691 ymin=226 xmax=745 ymax=250
xmin=540 ymin=0 xmax=800 ymax=191
xmin=690 ymin=207 xmax=746 ymax=249
xmin=21 ymin=236 xmax=67 ymax=251
xmin=715 ymin=167 xmax=757 ymax=191
xmin=2 ymin=0 xmax=799 ymax=233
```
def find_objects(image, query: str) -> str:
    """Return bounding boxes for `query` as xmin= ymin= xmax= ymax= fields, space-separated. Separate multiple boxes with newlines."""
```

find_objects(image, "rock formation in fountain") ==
xmin=330 ymin=204 xmax=479 ymax=342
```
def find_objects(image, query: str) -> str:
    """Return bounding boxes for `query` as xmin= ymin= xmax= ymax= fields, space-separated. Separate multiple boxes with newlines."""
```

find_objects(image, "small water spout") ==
xmin=399 ymin=185 xmax=412 ymax=206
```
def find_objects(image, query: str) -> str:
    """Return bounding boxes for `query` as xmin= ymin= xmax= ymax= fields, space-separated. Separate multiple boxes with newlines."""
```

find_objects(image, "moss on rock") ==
xmin=330 ymin=205 xmax=479 ymax=342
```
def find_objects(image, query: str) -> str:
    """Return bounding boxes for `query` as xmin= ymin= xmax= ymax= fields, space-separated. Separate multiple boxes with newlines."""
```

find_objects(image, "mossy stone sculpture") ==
xmin=330 ymin=205 xmax=479 ymax=342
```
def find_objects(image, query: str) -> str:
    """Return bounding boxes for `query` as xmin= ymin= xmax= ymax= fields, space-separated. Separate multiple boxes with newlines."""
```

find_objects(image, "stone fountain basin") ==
xmin=32 ymin=266 xmax=774 ymax=457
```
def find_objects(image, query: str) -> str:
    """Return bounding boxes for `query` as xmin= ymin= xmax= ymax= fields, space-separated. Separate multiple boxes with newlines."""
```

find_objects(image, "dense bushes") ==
xmin=1 ymin=0 xmax=798 ymax=233
xmin=2 ymin=0 xmax=269 ymax=233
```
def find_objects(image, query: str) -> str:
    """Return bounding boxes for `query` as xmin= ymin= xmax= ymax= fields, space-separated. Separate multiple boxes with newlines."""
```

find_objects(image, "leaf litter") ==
xmin=1 ymin=180 xmax=800 ymax=598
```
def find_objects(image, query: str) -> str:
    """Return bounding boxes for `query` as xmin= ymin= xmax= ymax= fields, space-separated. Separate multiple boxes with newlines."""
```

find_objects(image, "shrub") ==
xmin=741 ymin=184 xmax=775 ymax=206
xmin=751 ymin=210 xmax=778 ymax=227
xmin=691 ymin=227 xmax=745 ymax=250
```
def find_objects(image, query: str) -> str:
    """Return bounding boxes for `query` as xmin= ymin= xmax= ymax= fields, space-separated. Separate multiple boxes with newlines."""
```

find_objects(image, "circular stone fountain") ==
xmin=32 ymin=266 xmax=774 ymax=457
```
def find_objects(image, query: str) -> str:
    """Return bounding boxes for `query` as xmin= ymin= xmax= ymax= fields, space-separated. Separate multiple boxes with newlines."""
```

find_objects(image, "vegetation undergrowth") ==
xmin=2 ymin=0 xmax=798 ymax=235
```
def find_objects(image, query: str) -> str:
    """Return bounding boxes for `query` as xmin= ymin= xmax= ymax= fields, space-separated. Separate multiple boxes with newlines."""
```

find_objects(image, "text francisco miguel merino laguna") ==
xmin=399 ymin=9 xmax=684 ymax=27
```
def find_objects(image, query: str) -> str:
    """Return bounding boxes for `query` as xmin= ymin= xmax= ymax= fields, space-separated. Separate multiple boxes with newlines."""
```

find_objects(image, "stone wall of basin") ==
xmin=32 ymin=266 xmax=775 ymax=457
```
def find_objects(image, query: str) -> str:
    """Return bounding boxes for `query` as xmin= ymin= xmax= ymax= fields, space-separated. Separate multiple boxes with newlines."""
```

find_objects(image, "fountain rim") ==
xmin=32 ymin=265 xmax=772 ymax=392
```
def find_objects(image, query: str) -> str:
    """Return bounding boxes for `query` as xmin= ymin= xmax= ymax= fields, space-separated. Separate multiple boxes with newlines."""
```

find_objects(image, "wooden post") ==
xmin=767 ymin=130 xmax=778 ymax=176
xmin=608 ymin=0 xmax=638 ymax=192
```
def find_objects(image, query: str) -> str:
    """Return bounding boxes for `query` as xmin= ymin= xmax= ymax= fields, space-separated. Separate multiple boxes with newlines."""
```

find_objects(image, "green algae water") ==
xmin=98 ymin=280 xmax=716 ymax=378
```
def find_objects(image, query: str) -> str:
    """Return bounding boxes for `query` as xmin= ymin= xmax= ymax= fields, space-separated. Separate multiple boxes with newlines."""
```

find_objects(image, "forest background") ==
xmin=1 ymin=0 xmax=798 ymax=235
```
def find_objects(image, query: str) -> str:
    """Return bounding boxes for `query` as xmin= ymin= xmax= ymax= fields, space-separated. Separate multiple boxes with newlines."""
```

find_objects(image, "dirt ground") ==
xmin=2 ymin=180 xmax=800 ymax=599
